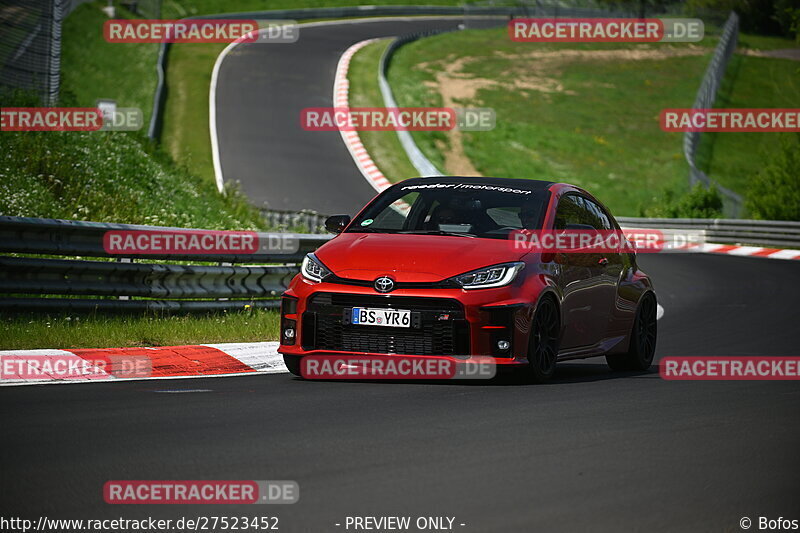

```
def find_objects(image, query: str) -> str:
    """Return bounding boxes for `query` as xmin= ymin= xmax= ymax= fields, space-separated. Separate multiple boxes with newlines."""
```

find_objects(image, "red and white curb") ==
xmin=684 ymin=243 xmax=800 ymax=260
xmin=0 ymin=342 xmax=285 ymax=386
xmin=334 ymin=39 xmax=393 ymax=194
xmin=620 ymin=228 xmax=800 ymax=260
xmin=1 ymin=306 xmax=666 ymax=387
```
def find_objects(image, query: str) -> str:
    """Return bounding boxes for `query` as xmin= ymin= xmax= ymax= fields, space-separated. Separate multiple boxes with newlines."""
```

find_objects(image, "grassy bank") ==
xmin=380 ymin=27 xmax=799 ymax=216
xmin=0 ymin=310 xmax=279 ymax=350
xmin=0 ymin=109 xmax=268 ymax=228
xmin=162 ymin=43 xmax=226 ymax=184
xmin=1 ymin=2 xmax=269 ymax=230
xmin=696 ymin=52 xmax=800 ymax=196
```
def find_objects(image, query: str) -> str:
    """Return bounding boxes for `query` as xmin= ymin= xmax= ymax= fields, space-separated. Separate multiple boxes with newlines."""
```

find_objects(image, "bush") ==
xmin=641 ymin=183 xmax=724 ymax=218
xmin=745 ymin=133 xmax=800 ymax=221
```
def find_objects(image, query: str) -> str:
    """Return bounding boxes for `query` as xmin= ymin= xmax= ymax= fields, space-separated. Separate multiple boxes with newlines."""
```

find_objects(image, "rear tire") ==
xmin=606 ymin=293 xmax=657 ymax=372
xmin=283 ymin=354 xmax=303 ymax=377
xmin=525 ymin=296 xmax=560 ymax=383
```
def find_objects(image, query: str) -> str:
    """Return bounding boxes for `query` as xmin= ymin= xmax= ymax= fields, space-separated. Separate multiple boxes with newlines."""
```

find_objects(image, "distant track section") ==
xmin=212 ymin=17 xmax=504 ymax=214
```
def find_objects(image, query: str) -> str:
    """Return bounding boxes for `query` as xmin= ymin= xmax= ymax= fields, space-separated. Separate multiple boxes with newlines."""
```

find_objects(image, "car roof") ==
xmin=398 ymin=176 xmax=555 ymax=191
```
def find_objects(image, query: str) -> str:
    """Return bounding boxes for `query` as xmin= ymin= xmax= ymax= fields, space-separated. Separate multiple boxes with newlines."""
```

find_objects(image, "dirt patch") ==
xmin=416 ymin=45 xmax=708 ymax=176
xmin=739 ymin=48 xmax=800 ymax=61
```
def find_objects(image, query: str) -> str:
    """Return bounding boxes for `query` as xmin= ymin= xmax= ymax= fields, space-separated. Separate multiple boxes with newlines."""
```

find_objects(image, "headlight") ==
xmin=451 ymin=262 xmax=524 ymax=290
xmin=301 ymin=253 xmax=332 ymax=283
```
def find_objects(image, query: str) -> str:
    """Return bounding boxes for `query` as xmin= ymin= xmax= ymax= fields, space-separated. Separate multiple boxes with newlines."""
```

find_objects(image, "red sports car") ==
xmin=279 ymin=177 xmax=656 ymax=382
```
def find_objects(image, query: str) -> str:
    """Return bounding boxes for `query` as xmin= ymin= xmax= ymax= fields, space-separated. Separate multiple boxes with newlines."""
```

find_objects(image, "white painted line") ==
xmin=154 ymin=389 xmax=213 ymax=393
xmin=209 ymin=36 xmax=242 ymax=193
xmin=656 ymin=303 xmax=665 ymax=321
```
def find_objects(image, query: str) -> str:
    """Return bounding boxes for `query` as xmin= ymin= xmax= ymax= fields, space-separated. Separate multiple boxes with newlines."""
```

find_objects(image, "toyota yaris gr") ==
xmin=279 ymin=177 xmax=656 ymax=382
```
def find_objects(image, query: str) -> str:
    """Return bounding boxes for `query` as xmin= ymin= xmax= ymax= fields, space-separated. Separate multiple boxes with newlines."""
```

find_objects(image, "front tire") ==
xmin=606 ymin=293 xmax=657 ymax=372
xmin=283 ymin=354 xmax=303 ymax=377
xmin=525 ymin=296 xmax=560 ymax=383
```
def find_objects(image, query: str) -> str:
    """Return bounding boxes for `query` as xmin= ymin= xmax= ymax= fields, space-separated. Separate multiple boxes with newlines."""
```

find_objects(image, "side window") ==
xmin=554 ymin=194 xmax=591 ymax=229
xmin=582 ymin=197 xmax=612 ymax=230
xmin=555 ymin=194 xmax=612 ymax=230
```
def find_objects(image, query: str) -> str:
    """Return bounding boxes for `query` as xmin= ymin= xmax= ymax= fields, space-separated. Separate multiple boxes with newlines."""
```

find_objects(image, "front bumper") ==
xmin=278 ymin=277 xmax=535 ymax=366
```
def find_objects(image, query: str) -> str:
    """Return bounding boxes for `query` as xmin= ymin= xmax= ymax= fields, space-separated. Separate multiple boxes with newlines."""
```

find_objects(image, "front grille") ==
xmin=302 ymin=293 xmax=469 ymax=356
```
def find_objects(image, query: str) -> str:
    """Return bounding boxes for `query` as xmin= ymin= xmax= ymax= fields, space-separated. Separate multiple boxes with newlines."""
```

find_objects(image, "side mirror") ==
xmin=325 ymin=215 xmax=351 ymax=234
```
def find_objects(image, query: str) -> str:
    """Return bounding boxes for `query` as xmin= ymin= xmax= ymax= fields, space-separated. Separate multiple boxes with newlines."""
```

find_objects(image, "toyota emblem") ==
xmin=374 ymin=276 xmax=395 ymax=293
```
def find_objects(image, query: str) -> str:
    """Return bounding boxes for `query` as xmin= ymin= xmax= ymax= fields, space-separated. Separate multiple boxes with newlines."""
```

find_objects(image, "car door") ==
xmin=581 ymin=196 xmax=624 ymax=344
xmin=553 ymin=194 xmax=607 ymax=350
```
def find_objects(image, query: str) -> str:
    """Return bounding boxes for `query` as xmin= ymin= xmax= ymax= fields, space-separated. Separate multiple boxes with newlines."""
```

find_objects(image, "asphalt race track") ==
xmin=2 ymin=254 xmax=799 ymax=531
xmin=2 ymin=17 xmax=799 ymax=533
xmin=214 ymin=17 xmax=503 ymax=214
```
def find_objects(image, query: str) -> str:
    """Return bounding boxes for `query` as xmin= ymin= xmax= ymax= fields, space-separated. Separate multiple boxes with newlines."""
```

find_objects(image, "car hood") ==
xmin=315 ymin=232 xmax=527 ymax=282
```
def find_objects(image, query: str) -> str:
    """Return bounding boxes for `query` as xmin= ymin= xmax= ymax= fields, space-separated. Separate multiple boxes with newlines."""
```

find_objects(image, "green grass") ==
xmin=0 ymin=2 xmax=270 ymax=230
xmin=0 ymin=310 xmax=279 ymax=350
xmin=348 ymin=39 xmax=420 ymax=182
xmin=162 ymin=43 xmax=226 ymax=184
xmin=381 ymin=27 xmax=800 ymax=216
xmin=737 ymin=33 xmax=800 ymax=51
xmin=387 ymin=30 xmax=712 ymax=214
xmin=0 ymin=117 xmax=270 ymax=228
xmin=696 ymin=53 xmax=800 ymax=195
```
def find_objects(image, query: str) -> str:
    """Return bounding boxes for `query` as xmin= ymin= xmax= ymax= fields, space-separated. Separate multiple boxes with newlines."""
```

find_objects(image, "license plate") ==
xmin=351 ymin=307 xmax=411 ymax=328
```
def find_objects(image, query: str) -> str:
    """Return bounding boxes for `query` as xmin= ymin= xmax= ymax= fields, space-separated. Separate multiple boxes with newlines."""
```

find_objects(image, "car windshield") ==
xmin=347 ymin=182 xmax=551 ymax=239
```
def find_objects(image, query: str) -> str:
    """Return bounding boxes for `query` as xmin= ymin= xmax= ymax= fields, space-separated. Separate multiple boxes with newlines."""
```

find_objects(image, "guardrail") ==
xmin=260 ymin=209 xmax=328 ymax=233
xmin=0 ymin=216 xmax=330 ymax=313
xmin=683 ymin=11 xmax=742 ymax=217
xmin=3 ymin=214 xmax=795 ymax=314
xmin=379 ymin=30 xmax=449 ymax=177
xmin=617 ymin=217 xmax=800 ymax=249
